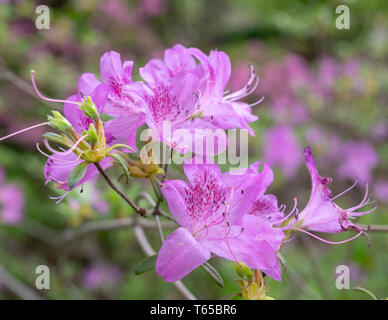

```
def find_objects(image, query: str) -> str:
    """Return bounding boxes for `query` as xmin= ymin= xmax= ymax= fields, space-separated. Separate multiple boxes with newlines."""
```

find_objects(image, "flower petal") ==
xmin=100 ymin=51 xmax=124 ymax=84
xmin=78 ymin=73 xmax=101 ymax=96
xmin=156 ymin=227 xmax=211 ymax=282
xmin=161 ymin=180 xmax=191 ymax=227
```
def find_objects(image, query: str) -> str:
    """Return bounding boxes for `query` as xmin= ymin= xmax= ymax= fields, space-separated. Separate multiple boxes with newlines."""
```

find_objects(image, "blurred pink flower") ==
xmin=141 ymin=0 xmax=166 ymax=16
xmin=373 ymin=181 xmax=388 ymax=203
xmin=82 ymin=264 xmax=122 ymax=290
xmin=0 ymin=167 xmax=24 ymax=224
xmin=99 ymin=0 xmax=134 ymax=24
xmin=337 ymin=141 xmax=378 ymax=182
xmin=317 ymin=57 xmax=338 ymax=96
xmin=263 ymin=125 xmax=302 ymax=179
xmin=68 ymin=180 xmax=108 ymax=215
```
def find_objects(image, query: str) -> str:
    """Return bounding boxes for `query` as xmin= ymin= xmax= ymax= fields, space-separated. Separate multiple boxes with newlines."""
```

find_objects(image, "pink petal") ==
xmin=100 ymin=51 xmax=124 ymax=84
xmin=160 ymin=179 xmax=191 ymax=228
xmin=156 ymin=227 xmax=211 ymax=282
xmin=78 ymin=73 xmax=101 ymax=96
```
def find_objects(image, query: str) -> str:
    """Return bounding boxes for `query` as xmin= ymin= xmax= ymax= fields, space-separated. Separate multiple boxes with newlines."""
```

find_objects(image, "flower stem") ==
xmin=94 ymin=162 xmax=146 ymax=216
xmin=362 ymin=224 xmax=388 ymax=233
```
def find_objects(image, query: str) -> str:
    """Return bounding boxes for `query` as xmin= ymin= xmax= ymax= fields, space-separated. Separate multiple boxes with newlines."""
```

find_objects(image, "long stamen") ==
xmin=0 ymin=122 xmax=50 ymax=142
xmin=36 ymin=143 xmax=82 ymax=163
xmin=332 ymin=180 xmax=358 ymax=201
xmin=224 ymin=65 xmax=259 ymax=102
xmin=293 ymin=227 xmax=364 ymax=245
xmin=271 ymin=197 xmax=298 ymax=225
xmin=348 ymin=206 xmax=377 ymax=217
xmin=248 ymin=96 xmax=264 ymax=107
xmin=347 ymin=183 xmax=370 ymax=212
xmin=43 ymin=135 xmax=88 ymax=156
xmin=48 ymin=191 xmax=69 ymax=204
xmin=31 ymin=70 xmax=80 ymax=106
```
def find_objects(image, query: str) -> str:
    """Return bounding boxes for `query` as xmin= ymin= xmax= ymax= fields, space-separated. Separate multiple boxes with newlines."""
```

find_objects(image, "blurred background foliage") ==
xmin=0 ymin=0 xmax=387 ymax=299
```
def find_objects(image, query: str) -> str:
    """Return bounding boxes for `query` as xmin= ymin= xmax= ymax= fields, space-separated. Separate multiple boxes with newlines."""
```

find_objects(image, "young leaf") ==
xmin=201 ymin=262 xmax=224 ymax=288
xmin=67 ymin=162 xmax=88 ymax=189
xmin=135 ymin=255 xmax=157 ymax=275
xmin=107 ymin=153 xmax=130 ymax=184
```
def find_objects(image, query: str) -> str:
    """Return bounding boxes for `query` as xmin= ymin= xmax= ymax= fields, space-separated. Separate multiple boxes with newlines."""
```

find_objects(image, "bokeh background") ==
xmin=0 ymin=0 xmax=387 ymax=299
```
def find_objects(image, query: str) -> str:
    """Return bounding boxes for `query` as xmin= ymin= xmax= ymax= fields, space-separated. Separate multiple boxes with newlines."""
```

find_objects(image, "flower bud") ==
xmin=86 ymin=123 xmax=98 ymax=146
xmin=47 ymin=111 xmax=72 ymax=132
xmin=234 ymin=262 xmax=253 ymax=280
xmin=42 ymin=132 xmax=68 ymax=146
xmin=80 ymin=96 xmax=99 ymax=121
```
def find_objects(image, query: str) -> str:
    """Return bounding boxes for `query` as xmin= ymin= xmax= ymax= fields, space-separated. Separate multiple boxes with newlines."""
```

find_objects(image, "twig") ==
xmin=0 ymin=55 xmax=58 ymax=110
xmin=362 ymin=224 xmax=388 ymax=233
xmin=0 ymin=264 xmax=45 ymax=300
xmin=133 ymin=224 xmax=196 ymax=300
xmin=154 ymin=214 xmax=165 ymax=243
xmin=95 ymin=163 xmax=146 ymax=216
xmin=57 ymin=217 xmax=176 ymax=244
xmin=136 ymin=191 xmax=177 ymax=223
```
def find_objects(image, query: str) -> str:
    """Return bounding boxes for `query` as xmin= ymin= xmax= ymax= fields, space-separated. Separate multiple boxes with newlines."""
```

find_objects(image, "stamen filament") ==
xmin=31 ymin=70 xmax=80 ymax=106
xmin=331 ymin=180 xmax=358 ymax=201
xmin=293 ymin=227 xmax=364 ymax=245
xmin=0 ymin=122 xmax=50 ymax=142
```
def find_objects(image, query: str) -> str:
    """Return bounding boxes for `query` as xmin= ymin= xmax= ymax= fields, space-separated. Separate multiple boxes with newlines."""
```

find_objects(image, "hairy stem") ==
xmin=95 ymin=162 xmax=146 ymax=216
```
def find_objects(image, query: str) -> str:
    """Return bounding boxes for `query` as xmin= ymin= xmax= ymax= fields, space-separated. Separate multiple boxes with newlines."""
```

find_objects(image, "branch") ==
xmin=362 ymin=224 xmax=388 ymax=233
xmin=57 ymin=217 xmax=176 ymax=244
xmin=136 ymin=191 xmax=177 ymax=223
xmin=0 ymin=264 xmax=45 ymax=300
xmin=95 ymin=163 xmax=146 ymax=216
xmin=133 ymin=224 xmax=196 ymax=300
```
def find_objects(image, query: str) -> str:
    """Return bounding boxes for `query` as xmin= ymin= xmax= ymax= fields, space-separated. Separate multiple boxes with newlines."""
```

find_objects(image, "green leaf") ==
xmin=201 ymin=262 xmax=224 ymax=288
xmin=67 ymin=162 xmax=88 ymax=189
xmin=352 ymin=287 xmax=378 ymax=300
xmin=135 ymin=255 xmax=157 ymax=275
xmin=277 ymin=252 xmax=287 ymax=271
xmin=107 ymin=153 xmax=130 ymax=184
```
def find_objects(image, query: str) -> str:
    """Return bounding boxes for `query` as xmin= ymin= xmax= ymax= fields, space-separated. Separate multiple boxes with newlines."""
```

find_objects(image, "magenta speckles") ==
xmin=183 ymin=168 xmax=227 ymax=230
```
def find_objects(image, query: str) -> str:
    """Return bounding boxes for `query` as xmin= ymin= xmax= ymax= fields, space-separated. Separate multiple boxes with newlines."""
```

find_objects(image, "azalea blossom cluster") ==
xmin=0 ymin=44 xmax=376 ymax=291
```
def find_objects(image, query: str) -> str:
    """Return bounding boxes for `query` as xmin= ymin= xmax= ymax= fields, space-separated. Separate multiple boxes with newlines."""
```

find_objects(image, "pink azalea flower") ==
xmin=0 ymin=168 xmax=24 ymax=224
xmin=263 ymin=125 xmax=302 ymax=179
xmin=79 ymin=51 xmax=145 ymax=148
xmin=156 ymin=162 xmax=284 ymax=282
xmin=43 ymin=87 xmax=114 ymax=194
xmin=295 ymin=147 xmax=376 ymax=235
xmin=126 ymin=44 xmax=260 ymax=154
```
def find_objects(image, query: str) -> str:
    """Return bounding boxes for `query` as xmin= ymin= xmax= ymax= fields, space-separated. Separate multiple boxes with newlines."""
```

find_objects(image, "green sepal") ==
xmin=67 ymin=162 xmax=88 ymax=189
